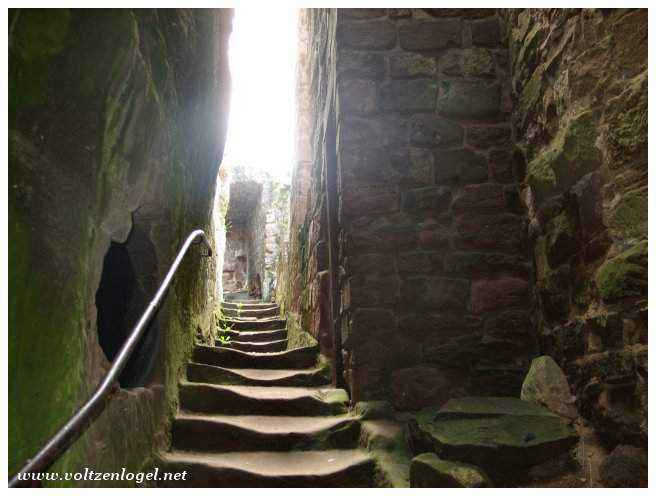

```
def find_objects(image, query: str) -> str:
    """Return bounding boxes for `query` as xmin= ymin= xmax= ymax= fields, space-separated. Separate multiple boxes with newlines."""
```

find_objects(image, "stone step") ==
xmin=172 ymin=414 xmax=361 ymax=452
xmin=223 ymin=293 xmax=264 ymax=304
xmin=179 ymin=382 xmax=349 ymax=416
xmin=221 ymin=301 xmax=279 ymax=311
xmin=222 ymin=306 xmax=279 ymax=319
xmin=219 ymin=317 xmax=286 ymax=331
xmin=158 ymin=449 xmax=375 ymax=487
xmin=223 ymin=290 xmax=254 ymax=302
xmin=224 ymin=339 xmax=288 ymax=353
xmin=186 ymin=362 xmax=331 ymax=387
xmin=221 ymin=328 xmax=288 ymax=343
xmin=193 ymin=344 xmax=318 ymax=370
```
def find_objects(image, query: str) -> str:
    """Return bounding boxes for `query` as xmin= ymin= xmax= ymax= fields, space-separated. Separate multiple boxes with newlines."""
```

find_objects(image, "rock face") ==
xmin=9 ymin=9 xmax=232 ymax=484
xmin=521 ymin=355 xmax=578 ymax=420
xmin=410 ymin=453 xmax=492 ymax=488
xmin=407 ymin=397 xmax=579 ymax=479
xmin=505 ymin=8 xmax=647 ymax=446
xmin=599 ymin=445 xmax=648 ymax=488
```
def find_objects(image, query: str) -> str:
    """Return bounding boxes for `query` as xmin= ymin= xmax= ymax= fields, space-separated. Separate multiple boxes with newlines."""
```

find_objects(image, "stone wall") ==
xmin=223 ymin=175 xmax=260 ymax=293
xmin=276 ymin=9 xmax=335 ymax=351
xmin=506 ymin=8 xmax=647 ymax=446
xmin=335 ymin=8 xmax=536 ymax=407
xmin=260 ymin=181 xmax=290 ymax=301
xmin=223 ymin=225 xmax=249 ymax=292
xmin=222 ymin=170 xmax=288 ymax=301
xmin=213 ymin=166 xmax=231 ymax=299
xmin=9 ymin=8 xmax=232 ymax=484
xmin=281 ymin=10 xmax=648 ymax=446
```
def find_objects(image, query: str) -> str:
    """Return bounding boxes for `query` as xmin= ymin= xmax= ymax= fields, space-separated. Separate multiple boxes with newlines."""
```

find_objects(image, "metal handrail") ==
xmin=8 ymin=229 xmax=212 ymax=487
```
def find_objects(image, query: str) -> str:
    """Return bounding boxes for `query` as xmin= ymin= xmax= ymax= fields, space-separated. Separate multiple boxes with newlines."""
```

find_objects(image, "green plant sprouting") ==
xmin=216 ymin=330 xmax=231 ymax=346
xmin=214 ymin=302 xmax=233 ymax=347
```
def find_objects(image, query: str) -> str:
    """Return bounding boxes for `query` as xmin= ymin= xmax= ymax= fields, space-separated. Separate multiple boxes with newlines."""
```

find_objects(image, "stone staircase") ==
xmin=158 ymin=299 xmax=376 ymax=487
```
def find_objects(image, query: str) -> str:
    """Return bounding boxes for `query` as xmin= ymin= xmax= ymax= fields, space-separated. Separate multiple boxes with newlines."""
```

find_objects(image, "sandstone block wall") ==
xmin=335 ymin=8 xmax=536 ymax=406
xmin=277 ymin=9 xmax=336 ymax=351
xmin=506 ymin=8 xmax=647 ymax=446
xmin=9 ymin=8 xmax=231 ymax=483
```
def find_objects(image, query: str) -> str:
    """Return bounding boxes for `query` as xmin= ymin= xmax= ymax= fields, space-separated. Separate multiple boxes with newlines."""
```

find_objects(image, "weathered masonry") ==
xmin=277 ymin=6 xmax=647 ymax=455
xmin=222 ymin=168 xmax=289 ymax=301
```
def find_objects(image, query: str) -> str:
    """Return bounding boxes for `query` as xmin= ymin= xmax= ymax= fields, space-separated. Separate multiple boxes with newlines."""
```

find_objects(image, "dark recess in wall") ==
xmin=95 ymin=224 xmax=160 ymax=388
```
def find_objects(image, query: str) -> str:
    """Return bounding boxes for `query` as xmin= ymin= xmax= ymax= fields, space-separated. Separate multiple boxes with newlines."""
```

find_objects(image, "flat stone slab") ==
xmin=179 ymin=382 xmax=349 ymax=416
xmin=193 ymin=344 xmax=318 ymax=369
xmin=159 ymin=449 xmax=375 ymax=487
xmin=407 ymin=397 xmax=579 ymax=476
xmin=219 ymin=317 xmax=286 ymax=331
xmin=221 ymin=301 xmax=279 ymax=311
xmin=226 ymin=339 xmax=288 ymax=353
xmin=222 ymin=306 xmax=280 ymax=318
xmin=186 ymin=362 xmax=330 ymax=387
xmin=222 ymin=328 xmax=288 ymax=343
xmin=437 ymin=396 xmax=562 ymax=417
xmin=172 ymin=414 xmax=360 ymax=452
xmin=411 ymin=453 xmax=492 ymax=488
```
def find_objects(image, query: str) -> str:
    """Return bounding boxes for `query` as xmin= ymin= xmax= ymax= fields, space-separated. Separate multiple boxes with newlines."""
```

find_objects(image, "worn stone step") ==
xmin=221 ymin=328 xmax=288 ymax=343
xmin=179 ymin=382 xmax=349 ymax=416
xmin=158 ymin=449 xmax=375 ymax=487
xmin=224 ymin=339 xmax=288 ymax=353
xmin=193 ymin=344 xmax=318 ymax=370
xmin=219 ymin=317 xmax=286 ymax=331
xmin=223 ymin=291 xmax=256 ymax=303
xmin=172 ymin=414 xmax=361 ymax=452
xmin=223 ymin=292 xmax=266 ymax=304
xmin=221 ymin=301 xmax=279 ymax=311
xmin=186 ymin=362 xmax=331 ymax=387
xmin=222 ymin=306 xmax=279 ymax=319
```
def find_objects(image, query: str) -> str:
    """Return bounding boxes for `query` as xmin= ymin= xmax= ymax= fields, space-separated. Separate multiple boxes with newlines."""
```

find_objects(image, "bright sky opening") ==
xmin=223 ymin=8 xmax=299 ymax=184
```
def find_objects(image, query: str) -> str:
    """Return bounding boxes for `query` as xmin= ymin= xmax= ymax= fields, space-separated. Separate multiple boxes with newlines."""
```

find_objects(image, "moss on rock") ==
xmin=407 ymin=397 xmax=578 ymax=477
xmin=410 ymin=453 xmax=492 ymax=488
xmin=595 ymin=240 xmax=647 ymax=301
xmin=519 ymin=64 xmax=544 ymax=116
xmin=605 ymin=71 xmax=647 ymax=169
xmin=8 ymin=139 xmax=89 ymax=480
xmin=527 ymin=110 xmax=601 ymax=200
xmin=9 ymin=9 xmax=231 ymax=486
xmin=607 ymin=186 xmax=647 ymax=239
xmin=9 ymin=9 xmax=71 ymax=109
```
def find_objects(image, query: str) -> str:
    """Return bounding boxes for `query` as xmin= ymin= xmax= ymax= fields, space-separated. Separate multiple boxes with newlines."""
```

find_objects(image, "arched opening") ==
xmin=95 ymin=224 xmax=160 ymax=388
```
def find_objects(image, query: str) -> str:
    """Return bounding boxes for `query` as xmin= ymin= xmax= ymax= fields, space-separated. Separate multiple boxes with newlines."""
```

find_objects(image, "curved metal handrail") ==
xmin=9 ymin=229 xmax=212 ymax=488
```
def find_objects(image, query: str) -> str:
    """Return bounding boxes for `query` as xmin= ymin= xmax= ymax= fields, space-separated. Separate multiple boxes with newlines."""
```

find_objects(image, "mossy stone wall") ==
xmin=9 ymin=8 xmax=232 ymax=485
xmin=505 ymin=8 xmax=647 ymax=446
